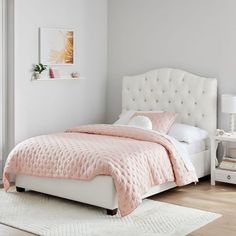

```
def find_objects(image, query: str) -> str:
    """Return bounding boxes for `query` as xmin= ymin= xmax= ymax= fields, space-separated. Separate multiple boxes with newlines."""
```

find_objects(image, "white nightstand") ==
xmin=211 ymin=134 xmax=236 ymax=185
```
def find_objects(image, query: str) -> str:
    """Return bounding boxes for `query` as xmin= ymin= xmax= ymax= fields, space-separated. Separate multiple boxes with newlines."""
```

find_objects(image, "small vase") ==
xmin=34 ymin=72 xmax=41 ymax=80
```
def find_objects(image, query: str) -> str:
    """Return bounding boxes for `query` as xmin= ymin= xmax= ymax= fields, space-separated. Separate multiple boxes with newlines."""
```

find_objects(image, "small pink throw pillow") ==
xmin=133 ymin=111 xmax=178 ymax=134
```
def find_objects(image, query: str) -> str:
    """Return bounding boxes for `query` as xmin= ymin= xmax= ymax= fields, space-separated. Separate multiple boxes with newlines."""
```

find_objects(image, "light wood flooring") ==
xmin=0 ymin=179 xmax=236 ymax=235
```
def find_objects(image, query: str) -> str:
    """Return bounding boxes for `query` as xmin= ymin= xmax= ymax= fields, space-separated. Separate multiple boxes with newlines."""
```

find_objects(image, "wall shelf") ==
xmin=32 ymin=77 xmax=86 ymax=81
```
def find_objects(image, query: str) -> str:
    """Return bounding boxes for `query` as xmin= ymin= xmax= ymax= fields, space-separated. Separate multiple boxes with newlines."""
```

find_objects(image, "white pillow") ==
xmin=168 ymin=123 xmax=208 ymax=143
xmin=114 ymin=110 xmax=163 ymax=125
xmin=128 ymin=116 xmax=153 ymax=130
xmin=114 ymin=110 xmax=135 ymax=125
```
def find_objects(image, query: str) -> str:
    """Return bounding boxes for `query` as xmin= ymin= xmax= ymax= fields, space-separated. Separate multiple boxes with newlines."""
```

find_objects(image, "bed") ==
xmin=5 ymin=68 xmax=217 ymax=216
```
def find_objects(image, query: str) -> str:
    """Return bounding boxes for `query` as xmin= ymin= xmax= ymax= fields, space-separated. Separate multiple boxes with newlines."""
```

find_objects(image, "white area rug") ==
xmin=0 ymin=188 xmax=221 ymax=236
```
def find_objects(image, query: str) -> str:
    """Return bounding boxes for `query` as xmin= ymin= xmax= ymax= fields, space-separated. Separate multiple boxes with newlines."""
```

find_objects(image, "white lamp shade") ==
xmin=222 ymin=94 xmax=236 ymax=113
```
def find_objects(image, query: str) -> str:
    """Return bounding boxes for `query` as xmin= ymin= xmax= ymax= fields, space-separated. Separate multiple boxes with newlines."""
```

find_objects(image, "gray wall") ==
xmin=14 ymin=0 xmax=107 ymax=143
xmin=107 ymin=0 xmax=236 ymax=130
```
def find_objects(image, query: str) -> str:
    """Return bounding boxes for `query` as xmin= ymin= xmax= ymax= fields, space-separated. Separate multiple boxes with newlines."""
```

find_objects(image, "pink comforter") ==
xmin=3 ymin=124 xmax=197 ymax=216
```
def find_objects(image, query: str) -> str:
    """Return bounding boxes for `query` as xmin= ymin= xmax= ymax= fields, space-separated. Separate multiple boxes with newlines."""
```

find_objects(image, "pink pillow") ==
xmin=133 ymin=111 xmax=178 ymax=133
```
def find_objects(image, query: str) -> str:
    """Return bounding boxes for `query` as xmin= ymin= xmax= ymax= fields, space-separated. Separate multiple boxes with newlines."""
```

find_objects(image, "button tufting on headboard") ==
xmin=122 ymin=68 xmax=217 ymax=134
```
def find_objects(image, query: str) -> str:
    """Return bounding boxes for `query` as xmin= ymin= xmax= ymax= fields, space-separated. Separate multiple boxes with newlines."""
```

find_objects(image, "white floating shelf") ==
xmin=32 ymin=77 xmax=86 ymax=81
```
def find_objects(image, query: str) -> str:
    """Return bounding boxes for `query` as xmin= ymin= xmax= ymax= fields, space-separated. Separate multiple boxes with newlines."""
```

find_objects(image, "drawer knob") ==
xmin=227 ymin=175 xmax=231 ymax=180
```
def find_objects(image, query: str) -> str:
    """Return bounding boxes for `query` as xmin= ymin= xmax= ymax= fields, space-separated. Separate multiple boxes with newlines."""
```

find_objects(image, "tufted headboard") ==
xmin=122 ymin=68 xmax=217 ymax=134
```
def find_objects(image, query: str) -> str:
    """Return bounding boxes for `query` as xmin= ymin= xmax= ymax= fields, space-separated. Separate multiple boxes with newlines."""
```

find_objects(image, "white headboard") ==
xmin=122 ymin=68 xmax=217 ymax=134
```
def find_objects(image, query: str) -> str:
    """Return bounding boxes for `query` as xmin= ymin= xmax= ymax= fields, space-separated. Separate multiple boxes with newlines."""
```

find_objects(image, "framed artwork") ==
xmin=40 ymin=28 xmax=75 ymax=65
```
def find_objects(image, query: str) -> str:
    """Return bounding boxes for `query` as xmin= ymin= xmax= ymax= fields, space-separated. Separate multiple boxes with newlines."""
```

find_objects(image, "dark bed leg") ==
xmin=16 ymin=186 xmax=25 ymax=192
xmin=106 ymin=208 xmax=118 ymax=216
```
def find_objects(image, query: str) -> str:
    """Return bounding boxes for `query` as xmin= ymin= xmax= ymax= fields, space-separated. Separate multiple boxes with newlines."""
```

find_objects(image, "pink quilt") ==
xmin=3 ymin=124 xmax=197 ymax=216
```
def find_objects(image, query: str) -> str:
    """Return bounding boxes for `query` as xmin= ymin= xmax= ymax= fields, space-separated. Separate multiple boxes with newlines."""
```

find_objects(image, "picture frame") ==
xmin=40 ymin=28 xmax=75 ymax=66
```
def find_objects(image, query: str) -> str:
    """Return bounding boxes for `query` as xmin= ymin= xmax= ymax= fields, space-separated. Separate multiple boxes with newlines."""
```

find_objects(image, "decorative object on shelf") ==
xmin=40 ymin=28 xmax=74 ymax=65
xmin=216 ymin=129 xmax=231 ymax=136
xmin=71 ymin=72 xmax=80 ymax=78
xmin=222 ymin=94 xmax=236 ymax=133
xmin=219 ymin=157 xmax=236 ymax=171
xmin=33 ymin=63 xmax=47 ymax=80
xmin=228 ymin=148 xmax=236 ymax=159
xmin=49 ymin=68 xmax=61 ymax=79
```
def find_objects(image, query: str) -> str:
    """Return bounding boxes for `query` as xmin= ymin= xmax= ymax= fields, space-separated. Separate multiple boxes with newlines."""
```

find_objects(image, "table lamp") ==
xmin=222 ymin=94 xmax=236 ymax=133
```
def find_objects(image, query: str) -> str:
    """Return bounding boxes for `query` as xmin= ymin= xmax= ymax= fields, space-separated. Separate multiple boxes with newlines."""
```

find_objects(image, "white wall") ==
xmin=12 ymin=0 xmax=236 ymax=143
xmin=0 ymin=0 xmax=4 ymax=173
xmin=14 ymin=0 xmax=107 ymax=143
xmin=107 ymin=0 xmax=236 ymax=130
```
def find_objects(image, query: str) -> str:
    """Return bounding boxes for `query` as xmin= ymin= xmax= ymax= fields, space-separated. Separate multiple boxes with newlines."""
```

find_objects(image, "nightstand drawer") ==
xmin=215 ymin=169 xmax=236 ymax=184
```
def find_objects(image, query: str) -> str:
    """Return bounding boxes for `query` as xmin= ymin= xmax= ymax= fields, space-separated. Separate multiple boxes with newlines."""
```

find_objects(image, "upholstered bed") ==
xmin=4 ymin=68 xmax=217 ymax=216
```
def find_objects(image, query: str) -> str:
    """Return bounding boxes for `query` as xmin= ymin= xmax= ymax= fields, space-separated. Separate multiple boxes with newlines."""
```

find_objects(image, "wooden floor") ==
xmin=0 ymin=179 xmax=236 ymax=235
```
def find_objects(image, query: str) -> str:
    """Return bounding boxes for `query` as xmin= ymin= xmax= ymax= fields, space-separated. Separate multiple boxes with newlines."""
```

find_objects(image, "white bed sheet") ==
xmin=179 ymin=139 xmax=207 ymax=155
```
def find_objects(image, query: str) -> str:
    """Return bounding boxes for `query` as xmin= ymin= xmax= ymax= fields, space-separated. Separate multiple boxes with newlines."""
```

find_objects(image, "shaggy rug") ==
xmin=0 ymin=188 xmax=221 ymax=236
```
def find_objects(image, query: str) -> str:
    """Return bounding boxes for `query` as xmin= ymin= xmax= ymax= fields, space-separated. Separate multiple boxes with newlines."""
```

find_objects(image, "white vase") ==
xmin=34 ymin=72 xmax=41 ymax=80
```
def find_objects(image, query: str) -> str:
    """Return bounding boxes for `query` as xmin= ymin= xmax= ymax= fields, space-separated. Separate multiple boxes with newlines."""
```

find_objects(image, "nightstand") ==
xmin=211 ymin=134 xmax=236 ymax=185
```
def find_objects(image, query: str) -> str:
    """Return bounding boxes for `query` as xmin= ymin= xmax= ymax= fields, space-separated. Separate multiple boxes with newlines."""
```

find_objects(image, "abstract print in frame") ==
xmin=40 ymin=28 xmax=74 ymax=65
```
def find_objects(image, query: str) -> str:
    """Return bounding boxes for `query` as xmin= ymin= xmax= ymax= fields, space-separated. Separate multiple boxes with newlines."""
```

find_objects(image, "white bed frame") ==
xmin=15 ymin=68 xmax=217 ymax=215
